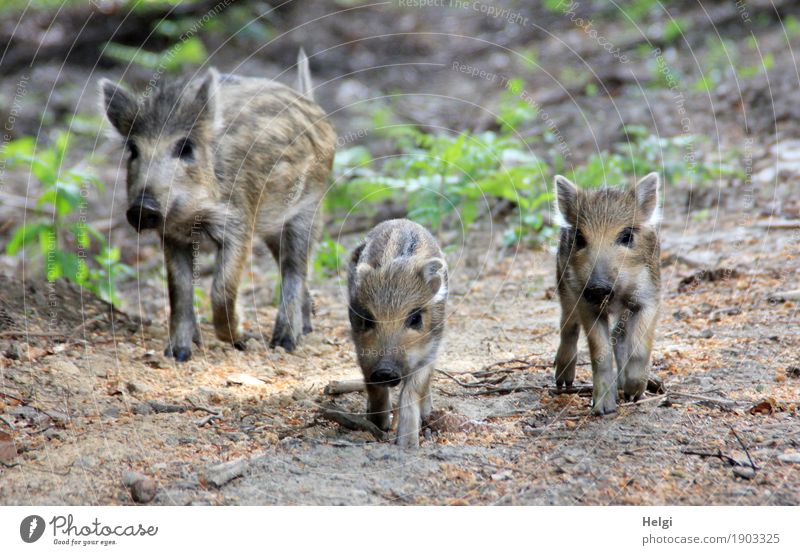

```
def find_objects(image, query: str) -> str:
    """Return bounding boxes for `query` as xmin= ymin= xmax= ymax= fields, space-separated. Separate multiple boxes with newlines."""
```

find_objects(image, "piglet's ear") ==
xmin=420 ymin=257 xmax=447 ymax=300
xmin=633 ymin=172 xmax=661 ymax=225
xmin=186 ymin=68 xmax=220 ymax=132
xmin=99 ymin=79 xmax=137 ymax=136
xmin=356 ymin=262 xmax=373 ymax=277
xmin=554 ymin=175 xmax=579 ymax=227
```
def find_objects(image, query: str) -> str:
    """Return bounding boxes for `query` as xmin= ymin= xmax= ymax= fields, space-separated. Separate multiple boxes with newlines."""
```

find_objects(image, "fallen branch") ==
xmin=667 ymin=391 xmax=737 ymax=409
xmin=682 ymin=426 xmax=758 ymax=479
xmin=681 ymin=449 xmax=746 ymax=467
xmin=0 ymin=390 xmax=28 ymax=404
xmin=323 ymin=379 xmax=366 ymax=396
xmin=318 ymin=403 xmax=387 ymax=441
xmin=195 ymin=412 xmax=222 ymax=427
xmin=729 ymin=425 xmax=758 ymax=471
xmin=767 ymin=289 xmax=800 ymax=303
xmin=0 ymin=331 xmax=67 ymax=338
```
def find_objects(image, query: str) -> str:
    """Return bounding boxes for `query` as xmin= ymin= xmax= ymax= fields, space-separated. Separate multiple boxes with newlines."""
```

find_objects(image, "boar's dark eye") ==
xmin=405 ymin=308 xmax=423 ymax=330
xmin=349 ymin=305 xmax=375 ymax=333
xmin=573 ymin=229 xmax=587 ymax=250
xmin=127 ymin=141 xmax=139 ymax=161
xmin=173 ymin=137 xmax=194 ymax=160
xmin=616 ymin=227 xmax=635 ymax=247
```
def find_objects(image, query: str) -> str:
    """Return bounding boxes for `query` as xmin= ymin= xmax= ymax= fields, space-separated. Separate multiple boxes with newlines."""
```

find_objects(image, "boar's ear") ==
xmin=99 ymin=79 xmax=137 ymax=136
xmin=634 ymin=172 xmax=660 ymax=225
xmin=554 ymin=175 xmax=578 ymax=227
xmin=187 ymin=68 xmax=220 ymax=132
xmin=420 ymin=258 xmax=447 ymax=301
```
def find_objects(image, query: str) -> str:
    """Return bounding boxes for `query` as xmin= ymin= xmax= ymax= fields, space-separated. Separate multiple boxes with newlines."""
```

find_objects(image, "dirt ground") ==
xmin=1 ymin=207 xmax=799 ymax=505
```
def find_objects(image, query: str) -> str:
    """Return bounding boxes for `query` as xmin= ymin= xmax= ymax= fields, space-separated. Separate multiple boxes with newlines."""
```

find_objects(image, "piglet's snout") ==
xmin=583 ymin=280 xmax=614 ymax=305
xmin=369 ymin=361 xmax=402 ymax=387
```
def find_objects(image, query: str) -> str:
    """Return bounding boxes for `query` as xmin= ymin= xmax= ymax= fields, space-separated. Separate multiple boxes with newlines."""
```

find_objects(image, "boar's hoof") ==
xmin=164 ymin=345 xmax=192 ymax=362
xmin=368 ymin=412 xmax=392 ymax=432
xmin=302 ymin=324 xmax=313 ymax=335
xmin=590 ymin=399 xmax=617 ymax=416
xmin=555 ymin=378 xmax=574 ymax=389
xmin=270 ymin=333 xmax=297 ymax=352
xmin=395 ymin=433 xmax=420 ymax=449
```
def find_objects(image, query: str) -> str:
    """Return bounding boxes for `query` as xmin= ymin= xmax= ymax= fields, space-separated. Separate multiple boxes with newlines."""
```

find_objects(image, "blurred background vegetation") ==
xmin=0 ymin=0 xmax=793 ymax=309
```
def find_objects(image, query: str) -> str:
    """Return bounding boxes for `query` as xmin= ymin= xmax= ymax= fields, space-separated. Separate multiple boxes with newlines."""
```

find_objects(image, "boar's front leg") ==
xmin=268 ymin=215 xmax=316 ymax=352
xmin=164 ymin=240 xmax=199 ymax=362
xmin=395 ymin=365 xmax=432 ymax=449
xmin=580 ymin=310 xmax=617 ymax=415
xmin=555 ymin=294 xmax=580 ymax=388
xmin=211 ymin=231 xmax=249 ymax=350
xmin=366 ymin=384 xmax=392 ymax=431
xmin=614 ymin=305 xmax=658 ymax=402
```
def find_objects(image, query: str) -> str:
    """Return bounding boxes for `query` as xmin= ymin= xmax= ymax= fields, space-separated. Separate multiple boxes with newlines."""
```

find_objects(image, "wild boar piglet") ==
xmin=554 ymin=172 xmax=661 ymax=415
xmin=348 ymin=219 xmax=448 ymax=448
xmin=99 ymin=51 xmax=335 ymax=360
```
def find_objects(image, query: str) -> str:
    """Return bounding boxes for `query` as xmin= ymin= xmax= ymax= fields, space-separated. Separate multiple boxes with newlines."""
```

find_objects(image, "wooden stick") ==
xmin=323 ymin=379 xmax=366 ymax=396
xmin=0 ymin=331 xmax=67 ymax=338
xmin=729 ymin=425 xmax=758 ymax=470
xmin=0 ymin=391 xmax=28 ymax=404
xmin=667 ymin=391 xmax=737 ymax=408
xmin=682 ymin=449 xmax=745 ymax=467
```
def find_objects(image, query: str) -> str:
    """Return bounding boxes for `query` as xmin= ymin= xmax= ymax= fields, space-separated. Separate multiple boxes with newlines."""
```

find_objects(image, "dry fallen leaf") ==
xmin=749 ymin=398 xmax=784 ymax=415
xmin=0 ymin=430 xmax=17 ymax=463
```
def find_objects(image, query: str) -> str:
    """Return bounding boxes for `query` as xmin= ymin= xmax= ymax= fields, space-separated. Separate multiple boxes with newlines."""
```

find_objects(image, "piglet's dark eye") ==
xmin=405 ymin=308 xmax=423 ymax=330
xmin=616 ymin=227 xmax=635 ymax=247
xmin=574 ymin=230 xmax=587 ymax=250
xmin=127 ymin=141 xmax=138 ymax=160
xmin=173 ymin=137 xmax=194 ymax=160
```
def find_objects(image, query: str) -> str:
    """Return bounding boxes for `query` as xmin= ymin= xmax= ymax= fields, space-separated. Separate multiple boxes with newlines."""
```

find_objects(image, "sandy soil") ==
xmin=1 ymin=209 xmax=798 ymax=505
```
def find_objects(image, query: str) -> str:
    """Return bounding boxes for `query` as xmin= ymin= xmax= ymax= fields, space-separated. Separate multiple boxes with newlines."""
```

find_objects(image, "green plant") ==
xmin=314 ymin=235 xmax=346 ymax=277
xmin=103 ymin=37 xmax=207 ymax=73
xmin=662 ymin=18 xmax=687 ymax=44
xmin=330 ymin=88 xmax=551 ymax=245
xmin=327 ymin=85 xmax=742 ymax=251
xmin=4 ymin=132 xmax=132 ymax=305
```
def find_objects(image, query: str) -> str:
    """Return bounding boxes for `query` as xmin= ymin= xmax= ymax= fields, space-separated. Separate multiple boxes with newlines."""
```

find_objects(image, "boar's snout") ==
xmin=126 ymin=193 xmax=162 ymax=231
xmin=369 ymin=361 xmax=402 ymax=388
xmin=583 ymin=280 xmax=614 ymax=306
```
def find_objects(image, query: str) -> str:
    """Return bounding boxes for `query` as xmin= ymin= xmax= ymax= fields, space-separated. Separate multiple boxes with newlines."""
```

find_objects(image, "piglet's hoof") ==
xmin=164 ymin=344 xmax=192 ymax=362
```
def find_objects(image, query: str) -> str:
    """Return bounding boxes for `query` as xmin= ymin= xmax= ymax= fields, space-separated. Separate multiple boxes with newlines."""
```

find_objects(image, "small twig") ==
xmin=195 ymin=412 xmax=222 ymax=427
xmin=0 ymin=330 xmax=67 ymax=338
xmin=67 ymin=314 xmax=107 ymax=339
xmin=729 ymin=425 xmax=758 ymax=471
xmin=623 ymin=393 xmax=668 ymax=406
xmin=682 ymin=449 xmax=745 ymax=467
xmin=438 ymin=370 xmax=508 ymax=389
xmin=0 ymin=390 xmax=29 ymax=404
xmin=667 ymin=391 xmax=737 ymax=408
xmin=318 ymin=403 xmax=387 ymax=441
xmin=187 ymin=398 xmax=222 ymax=415
xmin=0 ymin=414 xmax=16 ymax=429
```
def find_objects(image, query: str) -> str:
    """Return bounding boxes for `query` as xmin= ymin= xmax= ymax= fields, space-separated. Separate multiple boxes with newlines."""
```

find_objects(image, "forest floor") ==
xmin=1 ymin=208 xmax=799 ymax=505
